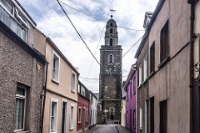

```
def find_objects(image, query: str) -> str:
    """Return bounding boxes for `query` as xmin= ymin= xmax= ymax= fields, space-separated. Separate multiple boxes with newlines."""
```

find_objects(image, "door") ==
xmin=62 ymin=102 xmax=67 ymax=133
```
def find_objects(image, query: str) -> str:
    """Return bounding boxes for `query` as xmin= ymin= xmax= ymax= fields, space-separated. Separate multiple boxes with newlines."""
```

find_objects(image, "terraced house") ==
xmin=0 ymin=0 xmax=46 ymax=132
xmin=42 ymin=38 xmax=79 ymax=133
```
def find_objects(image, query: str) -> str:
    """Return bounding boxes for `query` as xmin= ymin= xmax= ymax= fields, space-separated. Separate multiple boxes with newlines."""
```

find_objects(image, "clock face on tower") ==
xmin=105 ymin=64 xmax=117 ymax=73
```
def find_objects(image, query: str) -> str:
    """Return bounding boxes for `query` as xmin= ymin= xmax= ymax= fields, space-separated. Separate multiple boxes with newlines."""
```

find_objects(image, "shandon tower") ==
xmin=99 ymin=15 xmax=122 ymax=123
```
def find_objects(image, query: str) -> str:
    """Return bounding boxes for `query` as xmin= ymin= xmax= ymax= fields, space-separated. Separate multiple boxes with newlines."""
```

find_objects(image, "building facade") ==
xmin=88 ymin=91 xmax=97 ymax=128
xmin=77 ymin=81 xmax=89 ymax=133
xmin=99 ymin=16 xmax=122 ymax=124
xmin=135 ymin=0 xmax=192 ymax=133
xmin=43 ymin=38 xmax=79 ymax=133
xmin=0 ymin=0 xmax=46 ymax=132
xmin=124 ymin=65 xmax=137 ymax=133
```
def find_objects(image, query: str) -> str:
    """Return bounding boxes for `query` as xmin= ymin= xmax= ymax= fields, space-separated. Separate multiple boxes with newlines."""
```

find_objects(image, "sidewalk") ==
xmin=83 ymin=125 xmax=99 ymax=133
xmin=115 ymin=125 xmax=131 ymax=133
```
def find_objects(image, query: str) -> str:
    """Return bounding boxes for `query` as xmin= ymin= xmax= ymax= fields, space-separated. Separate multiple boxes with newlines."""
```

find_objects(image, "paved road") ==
xmin=90 ymin=124 xmax=130 ymax=133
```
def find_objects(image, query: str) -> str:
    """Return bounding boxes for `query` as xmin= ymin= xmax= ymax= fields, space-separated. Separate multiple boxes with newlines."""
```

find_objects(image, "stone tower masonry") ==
xmin=99 ymin=16 xmax=122 ymax=123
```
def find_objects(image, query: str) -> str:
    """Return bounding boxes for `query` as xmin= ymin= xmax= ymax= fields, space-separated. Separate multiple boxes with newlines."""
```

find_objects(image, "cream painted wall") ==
xmin=46 ymin=41 xmax=78 ymax=101
xmin=43 ymin=92 xmax=78 ymax=133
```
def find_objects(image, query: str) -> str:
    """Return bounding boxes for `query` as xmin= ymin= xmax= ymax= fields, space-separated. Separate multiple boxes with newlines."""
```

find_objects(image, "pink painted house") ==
xmin=124 ymin=64 xmax=137 ymax=133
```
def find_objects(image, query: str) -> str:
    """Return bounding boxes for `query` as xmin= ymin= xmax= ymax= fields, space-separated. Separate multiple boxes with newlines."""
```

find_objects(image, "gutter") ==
xmin=41 ymin=62 xmax=48 ymax=133
xmin=188 ymin=0 xmax=195 ymax=133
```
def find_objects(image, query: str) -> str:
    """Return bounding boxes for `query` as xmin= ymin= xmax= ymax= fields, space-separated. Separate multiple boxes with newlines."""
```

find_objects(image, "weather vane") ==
xmin=110 ymin=9 xmax=116 ymax=18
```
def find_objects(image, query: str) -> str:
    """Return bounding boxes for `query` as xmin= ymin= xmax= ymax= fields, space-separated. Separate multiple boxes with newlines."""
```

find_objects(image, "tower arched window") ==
xmin=110 ymin=28 xmax=113 ymax=33
xmin=110 ymin=23 xmax=113 ymax=26
xmin=108 ymin=54 xmax=114 ymax=64
xmin=109 ymin=39 xmax=113 ymax=46
xmin=109 ymin=107 xmax=115 ymax=120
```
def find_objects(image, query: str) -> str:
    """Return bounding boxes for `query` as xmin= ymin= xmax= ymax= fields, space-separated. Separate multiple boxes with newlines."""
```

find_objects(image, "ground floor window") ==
xmin=15 ymin=86 xmax=26 ymax=131
xmin=70 ymin=104 xmax=74 ymax=129
xmin=50 ymin=99 xmax=58 ymax=133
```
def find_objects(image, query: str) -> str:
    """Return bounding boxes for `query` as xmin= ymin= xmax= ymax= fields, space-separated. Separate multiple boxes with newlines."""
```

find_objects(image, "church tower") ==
xmin=99 ymin=16 xmax=122 ymax=123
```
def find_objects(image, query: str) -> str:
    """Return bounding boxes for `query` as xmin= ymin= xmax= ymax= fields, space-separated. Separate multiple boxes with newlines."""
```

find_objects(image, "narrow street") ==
xmin=89 ymin=124 xmax=130 ymax=133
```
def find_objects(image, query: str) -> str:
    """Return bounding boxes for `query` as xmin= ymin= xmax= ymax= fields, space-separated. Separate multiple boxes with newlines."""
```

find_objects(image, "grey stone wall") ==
xmin=0 ymin=29 xmax=45 ymax=132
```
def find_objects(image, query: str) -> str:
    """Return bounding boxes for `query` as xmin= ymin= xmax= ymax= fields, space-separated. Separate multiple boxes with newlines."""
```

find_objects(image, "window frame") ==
xmin=160 ymin=21 xmax=169 ymax=63
xmin=138 ymin=65 xmax=142 ymax=86
xmin=52 ymin=51 xmax=60 ymax=83
xmin=50 ymin=98 xmax=58 ymax=133
xmin=71 ymin=71 xmax=76 ymax=93
xmin=78 ymin=107 xmax=82 ymax=123
xmin=15 ymin=86 xmax=27 ymax=132
xmin=143 ymin=56 xmax=147 ymax=81
xmin=150 ymin=42 xmax=155 ymax=74
xmin=70 ymin=104 xmax=74 ymax=130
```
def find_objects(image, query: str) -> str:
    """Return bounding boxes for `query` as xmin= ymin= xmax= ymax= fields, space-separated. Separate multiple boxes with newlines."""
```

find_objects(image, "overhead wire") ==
xmin=58 ymin=0 xmax=144 ymax=31
xmin=122 ymin=35 xmax=143 ymax=58
xmin=57 ymin=0 xmax=100 ymax=65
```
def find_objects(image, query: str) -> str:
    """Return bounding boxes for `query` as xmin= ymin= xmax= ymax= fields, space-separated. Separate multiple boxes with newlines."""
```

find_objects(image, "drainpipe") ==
xmin=41 ymin=62 xmax=48 ymax=133
xmin=188 ymin=0 xmax=195 ymax=133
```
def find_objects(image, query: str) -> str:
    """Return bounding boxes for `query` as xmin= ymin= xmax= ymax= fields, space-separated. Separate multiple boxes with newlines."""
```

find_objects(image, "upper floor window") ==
xmin=81 ymin=86 xmax=85 ymax=96
xmin=109 ymin=39 xmax=113 ymax=46
xmin=108 ymin=54 xmax=114 ymax=64
xmin=160 ymin=21 xmax=169 ymax=63
xmin=71 ymin=72 xmax=76 ymax=92
xmin=138 ymin=65 xmax=142 ymax=86
xmin=150 ymin=42 xmax=155 ymax=73
xmin=0 ymin=0 xmax=28 ymax=41
xmin=143 ymin=57 xmax=147 ymax=80
xmin=52 ymin=52 xmax=60 ymax=83
xmin=15 ymin=85 xmax=27 ymax=131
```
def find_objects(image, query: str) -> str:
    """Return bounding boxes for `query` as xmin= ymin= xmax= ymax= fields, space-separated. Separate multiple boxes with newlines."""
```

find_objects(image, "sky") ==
xmin=18 ymin=0 xmax=159 ymax=93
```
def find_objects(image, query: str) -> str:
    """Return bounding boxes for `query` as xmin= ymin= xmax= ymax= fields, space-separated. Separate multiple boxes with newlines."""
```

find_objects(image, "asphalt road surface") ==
xmin=91 ymin=124 xmax=130 ymax=133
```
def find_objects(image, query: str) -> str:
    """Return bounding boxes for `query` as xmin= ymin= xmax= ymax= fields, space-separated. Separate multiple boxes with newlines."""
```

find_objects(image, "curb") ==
xmin=83 ymin=126 xmax=99 ymax=133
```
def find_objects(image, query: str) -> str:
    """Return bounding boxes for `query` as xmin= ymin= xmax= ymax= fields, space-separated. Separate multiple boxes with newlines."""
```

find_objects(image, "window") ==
xmin=150 ymin=97 xmax=154 ymax=133
xmin=70 ymin=105 xmax=74 ymax=129
xmin=50 ymin=99 xmax=58 ymax=133
xmin=62 ymin=100 xmax=67 ymax=133
xmin=110 ymin=23 xmax=113 ymax=26
xmin=78 ymin=107 xmax=82 ymax=123
xmin=71 ymin=72 xmax=76 ymax=92
xmin=139 ymin=65 xmax=142 ymax=86
xmin=160 ymin=21 xmax=169 ymax=63
xmin=140 ymin=108 xmax=142 ymax=130
xmin=130 ymin=81 xmax=132 ymax=98
xmin=109 ymin=107 xmax=115 ymax=120
xmin=109 ymin=39 xmax=113 ymax=46
xmin=0 ymin=0 xmax=28 ymax=41
xmin=81 ymin=87 xmax=85 ymax=96
xmin=160 ymin=100 xmax=167 ymax=133
xmin=15 ymin=86 xmax=26 ymax=131
xmin=143 ymin=57 xmax=147 ymax=80
xmin=52 ymin=52 xmax=60 ymax=82
xmin=133 ymin=77 xmax=136 ymax=95
xmin=110 ymin=28 xmax=113 ymax=33
xmin=133 ymin=110 xmax=136 ymax=127
xmin=150 ymin=42 xmax=155 ymax=73
xmin=108 ymin=54 xmax=114 ymax=64
xmin=86 ymin=109 xmax=88 ymax=122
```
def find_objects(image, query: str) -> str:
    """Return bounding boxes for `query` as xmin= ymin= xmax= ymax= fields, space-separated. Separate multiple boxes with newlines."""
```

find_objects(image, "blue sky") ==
xmin=18 ymin=0 xmax=159 ymax=93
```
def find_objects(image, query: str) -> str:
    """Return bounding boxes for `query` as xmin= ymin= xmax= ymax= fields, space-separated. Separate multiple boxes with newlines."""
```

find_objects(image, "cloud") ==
xmin=18 ymin=0 xmax=159 ymax=93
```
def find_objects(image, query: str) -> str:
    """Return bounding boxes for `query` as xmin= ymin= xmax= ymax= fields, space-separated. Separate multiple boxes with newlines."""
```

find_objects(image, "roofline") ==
xmin=13 ymin=0 xmax=37 ymax=26
xmin=46 ymin=37 xmax=80 ymax=75
xmin=135 ymin=0 xmax=166 ymax=58
xmin=124 ymin=64 xmax=137 ymax=91
xmin=0 ymin=21 xmax=46 ymax=64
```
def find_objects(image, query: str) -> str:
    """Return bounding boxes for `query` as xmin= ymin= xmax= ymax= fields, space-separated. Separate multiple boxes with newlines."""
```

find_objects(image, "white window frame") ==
xmin=70 ymin=104 xmax=74 ymax=130
xmin=71 ymin=71 xmax=76 ymax=93
xmin=140 ymin=108 xmax=142 ymax=130
xmin=139 ymin=65 xmax=142 ymax=86
xmin=62 ymin=99 xmax=67 ymax=133
xmin=78 ymin=107 xmax=82 ymax=123
xmin=143 ymin=57 xmax=147 ymax=81
xmin=50 ymin=98 xmax=58 ymax=133
xmin=52 ymin=51 xmax=60 ymax=83
xmin=15 ymin=86 xmax=26 ymax=132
